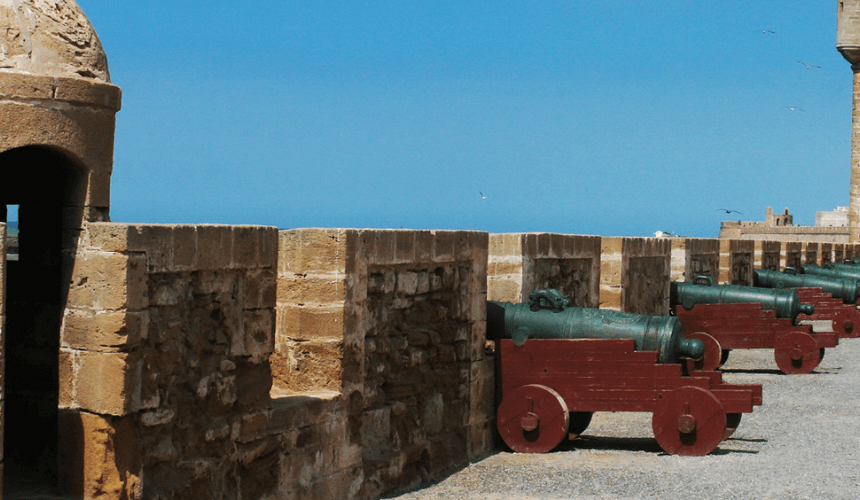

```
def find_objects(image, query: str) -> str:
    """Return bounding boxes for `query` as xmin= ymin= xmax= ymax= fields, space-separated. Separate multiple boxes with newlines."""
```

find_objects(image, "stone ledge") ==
xmin=0 ymin=73 xmax=121 ymax=110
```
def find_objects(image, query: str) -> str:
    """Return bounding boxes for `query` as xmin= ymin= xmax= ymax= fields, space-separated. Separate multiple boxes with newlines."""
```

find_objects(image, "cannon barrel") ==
xmin=671 ymin=276 xmax=814 ymax=322
xmin=487 ymin=289 xmax=704 ymax=364
xmin=754 ymin=268 xmax=860 ymax=304
xmin=800 ymin=263 xmax=860 ymax=281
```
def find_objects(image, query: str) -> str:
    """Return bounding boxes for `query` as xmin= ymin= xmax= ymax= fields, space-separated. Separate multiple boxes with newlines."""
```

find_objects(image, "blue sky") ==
xmin=76 ymin=1 xmax=850 ymax=237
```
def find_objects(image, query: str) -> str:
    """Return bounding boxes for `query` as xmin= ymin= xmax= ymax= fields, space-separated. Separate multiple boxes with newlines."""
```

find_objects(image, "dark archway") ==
xmin=1 ymin=146 xmax=86 ymax=494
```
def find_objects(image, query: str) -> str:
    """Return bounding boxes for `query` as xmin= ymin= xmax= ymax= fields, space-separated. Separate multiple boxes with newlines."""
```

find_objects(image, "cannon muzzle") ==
xmin=487 ymin=288 xmax=704 ymax=364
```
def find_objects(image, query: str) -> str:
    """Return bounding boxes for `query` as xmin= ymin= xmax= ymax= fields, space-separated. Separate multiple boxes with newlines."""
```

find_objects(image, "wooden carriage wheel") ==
xmin=774 ymin=332 xmax=820 ymax=374
xmin=651 ymin=386 xmax=726 ymax=456
xmin=497 ymin=384 xmax=570 ymax=453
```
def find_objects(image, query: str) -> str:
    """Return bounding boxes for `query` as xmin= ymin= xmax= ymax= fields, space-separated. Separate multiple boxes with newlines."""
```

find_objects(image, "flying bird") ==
xmin=785 ymin=106 xmax=805 ymax=112
xmin=761 ymin=29 xmax=775 ymax=34
xmin=797 ymin=61 xmax=821 ymax=69
xmin=718 ymin=208 xmax=743 ymax=215
xmin=479 ymin=191 xmax=487 ymax=199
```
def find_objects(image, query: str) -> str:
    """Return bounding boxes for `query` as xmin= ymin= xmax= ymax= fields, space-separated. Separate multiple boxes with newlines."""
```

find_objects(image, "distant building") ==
xmin=719 ymin=206 xmax=849 ymax=243
xmin=816 ymin=206 xmax=849 ymax=227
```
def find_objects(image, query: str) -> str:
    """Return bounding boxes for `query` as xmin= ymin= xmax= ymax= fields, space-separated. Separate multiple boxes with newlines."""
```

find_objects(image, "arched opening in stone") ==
xmin=0 ymin=146 xmax=87 ymax=494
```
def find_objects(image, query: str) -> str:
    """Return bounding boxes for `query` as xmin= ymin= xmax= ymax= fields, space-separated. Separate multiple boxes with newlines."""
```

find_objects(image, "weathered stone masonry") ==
xmin=57 ymin=223 xmax=278 ymax=499
xmin=487 ymin=233 xmax=600 ymax=306
xmin=270 ymin=229 xmax=494 ymax=499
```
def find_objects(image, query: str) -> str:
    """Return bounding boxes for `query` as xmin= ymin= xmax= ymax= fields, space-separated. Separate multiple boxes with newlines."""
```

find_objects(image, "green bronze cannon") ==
xmin=754 ymin=268 xmax=860 ymax=304
xmin=800 ymin=263 xmax=860 ymax=282
xmin=671 ymin=276 xmax=814 ymax=323
xmin=487 ymin=288 xmax=704 ymax=364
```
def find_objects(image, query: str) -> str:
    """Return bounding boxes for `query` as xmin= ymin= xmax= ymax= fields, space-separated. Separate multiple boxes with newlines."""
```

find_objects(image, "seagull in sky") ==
xmin=785 ymin=106 xmax=805 ymax=112
xmin=479 ymin=191 xmax=487 ymax=199
xmin=762 ymin=29 xmax=775 ymax=34
xmin=797 ymin=61 xmax=821 ymax=69
xmin=718 ymin=208 xmax=743 ymax=215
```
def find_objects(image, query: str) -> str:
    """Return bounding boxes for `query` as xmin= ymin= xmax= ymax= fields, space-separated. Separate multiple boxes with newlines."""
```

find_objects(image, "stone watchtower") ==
xmin=1 ymin=0 xmax=121 ymax=492
xmin=837 ymin=0 xmax=860 ymax=242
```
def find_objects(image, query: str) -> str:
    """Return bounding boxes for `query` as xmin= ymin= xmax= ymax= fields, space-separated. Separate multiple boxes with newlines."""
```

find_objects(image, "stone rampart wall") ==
xmin=822 ymin=243 xmax=834 ymax=264
xmin=670 ymin=238 xmax=720 ymax=283
xmin=805 ymin=242 xmax=819 ymax=265
xmin=55 ymin=225 xmax=493 ymax=500
xmin=754 ymin=241 xmax=781 ymax=271
xmin=599 ymin=237 xmax=670 ymax=314
xmin=58 ymin=222 xmax=278 ymax=499
xmin=487 ymin=233 xmax=600 ymax=307
xmin=718 ymin=222 xmax=849 ymax=243
xmin=10 ymin=227 xmax=856 ymax=500
xmin=783 ymin=242 xmax=802 ymax=269
xmin=720 ymin=240 xmax=754 ymax=285
xmin=271 ymin=229 xmax=493 ymax=499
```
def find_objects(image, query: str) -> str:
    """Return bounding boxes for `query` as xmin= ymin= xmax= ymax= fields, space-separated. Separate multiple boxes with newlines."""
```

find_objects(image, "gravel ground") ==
xmin=389 ymin=335 xmax=860 ymax=500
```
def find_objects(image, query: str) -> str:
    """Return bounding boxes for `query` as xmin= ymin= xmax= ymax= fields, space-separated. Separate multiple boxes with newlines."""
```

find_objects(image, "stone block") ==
xmin=455 ymin=232 xmax=474 ymax=261
xmin=59 ymin=350 xmax=75 ymax=408
xmin=67 ymin=251 xmax=148 ymax=311
xmin=422 ymin=393 xmax=445 ymax=436
xmin=85 ymin=223 xmax=132 ymax=252
xmin=469 ymin=357 xmax=495 ymax=424
xmin=258 ymin=226 xmax=279 ymax=269
xmin=472 ymin=232 xmax=490 ymax=266
xmin=53 ymin=77 xmax=123 ymax=110
xmin=375 ymin=231 xmax=396 ymax=264
xmin=487 ymin=278 xmax=522 ymax=303
xmin=76 ymin=351 xmax=140 ymax=416
xmin=197 ymin=225 xmax=233 ymax=270
xmin=360 ymin=406 xmax=392 ymax=458
xmin=415 ymin=230 xmax=433 ymax=262
xmin=354 ymin=230 xmax=378 ymax=267
xmin=432 ymin=231 xmax=456 ymax=263
xmin=62 ymin=309 xmax=146 ymax=352
xmin=489 ymin=233 xmax=512 ymax=258
xmin=236 ymin=360 xmax=273 ymax=409
xmin=277 ymin=276 xmax=345 ymax=305
xmin=236 ymin=412 xmax=270 ymax=443
xmin=468 ymin=420 xmax=495 ymax=460
xmin=244 ymin=268 xmax=277 ymax=309
xmin=488 ymin=260 xmax=523 ymax=277
xmin=171 ymin=225 xmax=197 ymax=271
xmin=58 ymin=411 xmax=140 ymax=499
xmin=234 ymin=309 xmax=275 ymax=357
xmin=280 ymin=229 xmax=347 ymax=274
xmin=138 ymin=225 xmax=172 ymax=273
xmin=289 ymin=341 xmax=344 ymax=392
xmin=0 ymin=73 xmax=55 ymax=100
xmin=232 ymin=226 xmax=260 ymax=269
xmin=395 ymin=231 xmax=416 ymax=263
xmin=396 ymin=271 xmax=419 ymax=295
xmin=278 ymin=306 xmax=345 ymax=341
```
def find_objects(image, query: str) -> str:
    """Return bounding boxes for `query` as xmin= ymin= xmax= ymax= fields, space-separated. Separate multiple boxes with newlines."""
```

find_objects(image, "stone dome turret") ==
xmin=0 ymin=0 xmax=110 ymax=82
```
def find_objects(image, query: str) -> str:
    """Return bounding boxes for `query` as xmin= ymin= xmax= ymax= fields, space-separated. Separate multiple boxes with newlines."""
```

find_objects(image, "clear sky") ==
xmin=76 ymin=0 xmax=851 ymax=237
